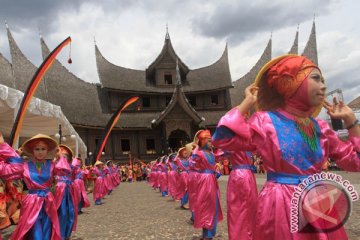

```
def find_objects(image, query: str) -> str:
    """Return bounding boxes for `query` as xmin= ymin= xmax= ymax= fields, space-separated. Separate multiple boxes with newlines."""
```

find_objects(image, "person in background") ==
xmin=174 ymin=147 xmax=190 ymax=208
xmin=93 ymin=160 xmax=106 ymax=205
xmin=192 ymin=130 xmax=223 ymax=240
xmin=72 ymin=157 xmax=90 ymax=214
xmin=54 ymin=144 xmax=77 ymax=240
xmin=158 ymin=156 xmax=168 ymax=197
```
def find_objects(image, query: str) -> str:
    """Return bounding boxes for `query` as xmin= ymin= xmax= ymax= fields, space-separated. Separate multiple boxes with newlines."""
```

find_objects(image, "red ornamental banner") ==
xmin=94 ymin=96 xmax=139 ymax=163
xmin=9 ymin=37 xmax=72 ymax=147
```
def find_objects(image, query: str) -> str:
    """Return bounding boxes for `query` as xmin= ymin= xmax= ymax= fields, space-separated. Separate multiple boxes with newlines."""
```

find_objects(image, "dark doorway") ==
xmin=168 ymin=129 xmax=190 ymax=153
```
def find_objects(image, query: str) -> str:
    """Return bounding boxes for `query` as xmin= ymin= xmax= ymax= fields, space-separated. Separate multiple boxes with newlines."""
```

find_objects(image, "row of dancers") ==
xmin=147 ymin=129 xmax=256 ymax=240
xmin=0 ymin=132 xmax=121 ymax=240
xmin=148 ymin=54 xmax=360 ymax=240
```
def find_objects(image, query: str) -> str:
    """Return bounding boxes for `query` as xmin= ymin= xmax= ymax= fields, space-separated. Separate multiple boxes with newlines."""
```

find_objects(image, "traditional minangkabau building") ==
xmin=0 ymin=21 xmax=322 ymax=163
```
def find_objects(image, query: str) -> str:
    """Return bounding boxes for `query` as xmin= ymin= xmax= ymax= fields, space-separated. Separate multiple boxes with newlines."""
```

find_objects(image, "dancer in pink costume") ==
xmin=166 ymin=153 xmax=179 ymax=200
xmin=187 ymin=141 xmax=201 ymax=224
xmin=148 ymin=161 xmax=156 ymax=188
xmin=158 ymin=156 xmax=169 ymax=197
xmin=6 ymin=134 xmax=70 ymax=240
xmin=174 ymin=147 xmax=190 ymax=208
xmin=92 ymin=160 xmax=107 ymax=205
xmin=152 ymin=158 xmax=161 ymax=190
xmin=216 ymin=145 xmax=258 ymax=240
xmin=213 ymin=55 xmax=360 ymax=240
xmin=0 ymin=132 xmax=24 ymax=240
xmin=103 ymin=162 xmax=114 ymax=195
xmin=192 ymin=130 xmax=223 ymax=239
xmin=54 ymin=144 xmax=78 ymax=239
xmin=72 ymin=158 xmax=90 ymax=213
xmin=108 ymin=161 xmax=120 ymax=186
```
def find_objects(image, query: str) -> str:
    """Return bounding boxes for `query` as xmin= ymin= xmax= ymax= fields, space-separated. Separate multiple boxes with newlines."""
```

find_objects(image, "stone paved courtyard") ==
xmin=2 ymin=172 xmax=360 ymax=239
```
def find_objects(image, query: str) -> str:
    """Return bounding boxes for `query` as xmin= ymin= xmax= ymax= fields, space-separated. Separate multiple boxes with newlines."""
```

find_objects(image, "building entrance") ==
xmin=167 ymin=129 xmax=190 ymax=153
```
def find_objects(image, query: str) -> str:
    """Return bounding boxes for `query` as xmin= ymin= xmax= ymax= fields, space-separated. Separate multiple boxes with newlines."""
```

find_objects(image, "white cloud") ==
xmin=317 ymin=31 xmax=360 ymax=102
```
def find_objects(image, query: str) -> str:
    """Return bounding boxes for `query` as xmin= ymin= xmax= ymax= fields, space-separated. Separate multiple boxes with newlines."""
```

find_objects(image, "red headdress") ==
xmin=59 ymin=144 xmax=74 ymax=159
xmin=255 ymin=54 xmax=323 ymax=117
xmin=266 ymin=56 xmax=318 ymax=99
xmin=194 ymin=130 xmax=211 ymax=148
xmin=178 ymin=147 xmax=190 ymax=158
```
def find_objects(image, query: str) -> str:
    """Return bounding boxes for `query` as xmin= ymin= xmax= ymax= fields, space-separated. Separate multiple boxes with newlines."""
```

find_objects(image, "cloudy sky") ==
xmin=0 ymin=0 xmax=359 ymax=108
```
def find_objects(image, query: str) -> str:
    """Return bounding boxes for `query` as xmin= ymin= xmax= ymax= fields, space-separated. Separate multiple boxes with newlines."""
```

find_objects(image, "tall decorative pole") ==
xmin=59 ymin=124 xmax=62 ymax=144
xmin=9 ymin=37 xmax=72 ymax=147
xmin=55 ymin=124 xmax=62 ymax=144
xmin=93 ymin=96 xmax=138 ymax=163
xmin=70 ymin=134 xmax=78 ymax=157
xmin=129 ymin=151 xmax=134 ymax=180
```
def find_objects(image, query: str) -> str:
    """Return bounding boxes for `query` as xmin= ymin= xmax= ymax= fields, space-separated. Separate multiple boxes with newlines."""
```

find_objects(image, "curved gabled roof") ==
xmin=7 ymin=26 xmax=47 ymax=100
xmin=302 ymin=21 xmax=318 ymax=65
xmin=146 ymin=34 xmax=189 ymax=75
xmin=186 ymin=44 xmax=232 ymax=91
xmin=230 ymin=38 xmax=272 ymax=106
xmin=198 ymin=110 xmax=228 ymax=126
xmin=41 ymin=37 xmax=159 ymax=129
xmin=95 ymin=44 xmax=146 ymax=92
xmin=152 ymin=62 xmax=203 ymax=126
xmin=96 ymin=38 xmax=232 ymax=93
xmin=348 ymin=95 xmax=360 ymax=111
xmin=0 ymin=52 xmax=14 ymax=87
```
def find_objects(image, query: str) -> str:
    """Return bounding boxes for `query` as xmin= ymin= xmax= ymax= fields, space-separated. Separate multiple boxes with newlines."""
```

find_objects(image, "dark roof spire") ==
xmin=6 ymin=24 xmax=48 ymax=99
xmin=302 ymin=19 xmax=318 ymax=65
xmin=38 ymin=35 xmax=50 ymax=101
xmin=38 ymin=26 xmax=42 ymax=39
xmin=288 ymin=26 xmax=299 ymax=54
xmin=176 ymin=58 xmax=181 ymax=85
xmin=165 ymin=23 xmax=170 ymax=40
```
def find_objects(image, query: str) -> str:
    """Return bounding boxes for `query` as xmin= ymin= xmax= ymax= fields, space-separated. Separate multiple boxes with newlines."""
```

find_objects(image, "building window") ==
xmin=146 ymin=138 xmax=156 ymax=154
xmin=121 ymin=139 xmax=130 ymax=154
xmin=142 ymin=97 xmax=151 ymax=108
xmin=164 ymin=74 xmax=172 ymax=84
xmin=165 ymin=96 xmax=172 ymax=105
xmin=95 ymin=138 xmax=109 ymax=155
xmin=211 ymin=95 xmax=219 ymax=105
xmin=95 ymin=138 xmax=101 ymax=148
xmin=188 ymin=96 xmax=196 ymax=107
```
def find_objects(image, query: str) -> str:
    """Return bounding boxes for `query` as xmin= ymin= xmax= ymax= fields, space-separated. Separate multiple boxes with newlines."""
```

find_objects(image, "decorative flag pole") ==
xmin=9 ymin=37 xmax=72 ymax=147
xmin=93 ymin=96 xmax=139 ymax=163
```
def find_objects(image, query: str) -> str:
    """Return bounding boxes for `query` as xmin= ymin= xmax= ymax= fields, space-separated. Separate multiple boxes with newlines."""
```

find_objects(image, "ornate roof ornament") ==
xmin=288 ymin=27 xmax=299 ymax=55
xmin=165 ymin=23 xmax=170 ymax=40
xmin=302 ymin=19 xmax=318 ymax=65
